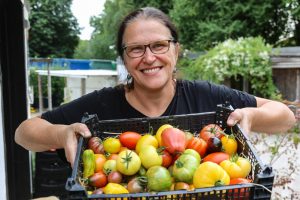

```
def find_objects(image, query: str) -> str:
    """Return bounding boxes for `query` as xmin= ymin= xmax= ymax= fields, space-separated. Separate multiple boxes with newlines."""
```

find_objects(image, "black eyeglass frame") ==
xmin=122 ymin=39 xmax=176 ymax=58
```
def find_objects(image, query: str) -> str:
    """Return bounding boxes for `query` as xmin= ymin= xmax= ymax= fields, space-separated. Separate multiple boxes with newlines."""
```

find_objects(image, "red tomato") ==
xmin=199 ymin=124 xmax=223 ymax=142
xmin=186 ymin=137 xmax=207 ymax=158
xmin=161 ymin=150 xmax=173 ymax=168
xmin=229 ymin=178 xmax=252 ymax=199
xmin=88 ymin=136 xmax=105 ymax=154
xmin=88 ymin=171 xmax=107 ymax=188
xmin=202 ymin=152 xmax=229 ymax=164
xmin=119 ymin=131 xmax=141 ymax=150
xmin=161 ymin=127 xmax=186 ymax=154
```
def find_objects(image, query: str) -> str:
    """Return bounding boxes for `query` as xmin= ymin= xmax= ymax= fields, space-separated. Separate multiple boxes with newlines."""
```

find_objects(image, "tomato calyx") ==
xmin=121 ymin=150 xmax=134 ymax=169
xmin=229 ymin=154 xmax=240 ymax=162
xmin=215 ymin=180 xmax=225 ymax=187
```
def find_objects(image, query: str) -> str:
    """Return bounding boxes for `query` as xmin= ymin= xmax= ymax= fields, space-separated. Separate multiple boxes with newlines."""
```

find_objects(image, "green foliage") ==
xmin=28 ymin=0 xmax=80 ymax=58
xmin=29 ymin=68 xmax=65 ymax=108
xmin=185 ymin=37 xmax=280 ymax=99
xmin=73 ymin=40 xmax=93 ymax=59
xmin=170 ymin=0 xmax=289 ymax=51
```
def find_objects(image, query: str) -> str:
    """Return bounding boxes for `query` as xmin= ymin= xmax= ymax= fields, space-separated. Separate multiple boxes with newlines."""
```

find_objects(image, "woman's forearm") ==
xmin=15 ymin=117 xmax=65 ymax=151
xmin=249 ymin=100 xmax=296 ymax=133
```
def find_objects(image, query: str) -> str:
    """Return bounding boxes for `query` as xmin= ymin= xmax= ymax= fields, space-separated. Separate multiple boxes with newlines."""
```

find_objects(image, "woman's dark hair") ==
xmin=116 ymin=7 xmax=178 ymax=60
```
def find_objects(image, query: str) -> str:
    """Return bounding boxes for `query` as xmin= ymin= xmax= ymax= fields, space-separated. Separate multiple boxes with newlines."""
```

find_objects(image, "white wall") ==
xmin=64 ymin=76 xmax=118 ymax=102
xmin=0 ymin=76 xmax=8 ymax=199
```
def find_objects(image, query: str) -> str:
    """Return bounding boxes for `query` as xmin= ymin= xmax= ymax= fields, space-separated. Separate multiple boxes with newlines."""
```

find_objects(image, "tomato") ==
xmin=92 ymin=188 xmax=104 ymax=194
xmin=199 ymin=124 xmax=223 ymax=142
xmin=139 ymin=145 xmax=162 ymax=169
xmin=94 ymin=154 xmax=107 ymax=172
xmin=107 ymin=153 xmax=118 ymax=160
xmin=155 ymin=124 xmax=173 ymax=146
xmin=183 ymin=149 xmax=201 ymax=163
xmin=119 ymin=131 xmax=141 ymax=150
xmin=103 ymin=159 xmax=117 ymax=175
xmin=193 ymin=161 xmax=230 ymax=188
xmin=161 ymin=150 xmax=173 ymax=168
xmin=221 ymin=134 xmax=238 ymax=155
xmin=116 ymin=150 xmax=141 ymax=175
xmin=206 ymin=136 xmax=222 ymax=153
xmin=103 ymin=183 xmax=129 ymax=194
xmin=161 ymin=127 xmax=186 ymax=154
xmin=174 ymin=182 xmax=190 ymax=190
xmin=88 ymin=171 xmax=107 ymax=188
xmin=88 ymin=136 xmax=105 ymax=154
xmin=146 ymin=166 xmax=172 ymax=192
xmin=127 ymin=176 xmax=147 ymax=193
xmin=172 ymin=154 xmax=200 ymax=183
xmin=186 ymin=137 xmax=207 ymax=158
xmin=107 ymin=171 xmax=122 ymax=184
xmin=103 ymin=137 xmax=121 ymax=154
xmin=220 ymin=155 xmax=251 ymax=178
xmin=202 ymin=152 xmax=229 ymax=164
xmin=135 ymin=134 xmax=158 ymax=154
xmin=184 ymin=131 xmax=194 ymax=144
xmin=229 ymin=178 xmax=252 ymax=199
xmin=82 ymin=149 xmax=95 ymax=178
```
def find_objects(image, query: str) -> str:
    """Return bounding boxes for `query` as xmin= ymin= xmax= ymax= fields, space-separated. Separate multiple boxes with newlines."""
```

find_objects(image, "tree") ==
xmin=88 ymin=0 xmax=134 ymax=60
xmin=170 ymin=0 xmax=289 ymax=51
xmin=73 ymin=40 xmax=93 ymax=59
xmin=28 ymin=0 xmax=80 ymax=58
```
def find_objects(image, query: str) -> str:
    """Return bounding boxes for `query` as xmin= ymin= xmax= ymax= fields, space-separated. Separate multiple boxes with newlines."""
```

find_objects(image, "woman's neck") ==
xmin=125 ymin=80 xmax=176 ymax=117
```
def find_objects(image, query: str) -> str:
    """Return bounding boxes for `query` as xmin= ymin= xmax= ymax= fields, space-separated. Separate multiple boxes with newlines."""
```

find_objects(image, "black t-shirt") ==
xmin=42 ymin=80 xmax=256 ymax=124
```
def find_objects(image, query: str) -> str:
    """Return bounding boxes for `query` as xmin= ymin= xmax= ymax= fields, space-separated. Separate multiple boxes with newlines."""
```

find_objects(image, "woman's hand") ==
xmin=58 ymin=123 xmax=91 ymax=167
xmin=227 ymin=108 xmax=252 ymax=135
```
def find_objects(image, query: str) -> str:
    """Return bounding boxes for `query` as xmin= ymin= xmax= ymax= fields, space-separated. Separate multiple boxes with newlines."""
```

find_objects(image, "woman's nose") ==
xmin=142 ymin=47 xmax=156 ymax=63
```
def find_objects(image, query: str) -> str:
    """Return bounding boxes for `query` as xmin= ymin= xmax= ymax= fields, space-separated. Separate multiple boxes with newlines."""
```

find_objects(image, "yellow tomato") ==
xmin=221 ymin=135 xmax=238 ymax=155
xmin=219 ymin=156 xmax=251 ymax=178
xmin=103 ymin=183 xmax=129 ymax=194
xmin=155 ymin=124 xmax=173 ymax=146
xmin=135 ymin=134 xmax=158 ymax=154
xmin=116 ymin=150 xmax=141 ymax=175
xmin=103 ymin=137 xmax=121 ymax=153
xmin=193 ymin=161 xmax=230 ymax=188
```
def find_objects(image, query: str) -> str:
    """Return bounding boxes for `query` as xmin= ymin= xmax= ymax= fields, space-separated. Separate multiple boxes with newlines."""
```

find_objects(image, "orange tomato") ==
xmin=94 ymin=154 xmax=106 ymax=172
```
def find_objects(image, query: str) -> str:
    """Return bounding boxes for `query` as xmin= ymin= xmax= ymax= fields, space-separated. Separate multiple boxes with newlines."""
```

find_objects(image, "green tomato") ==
xmin=103 ymin=159 xmax=117 ymax=175
xmin=172 ymin=154 xmax=200 ymax=183
xmin=183 ymin=149 xmax=201 ymax=163
xmin=116 ymin=150 xmax=141 ymax=176
xmin=146 ymin=166 xmax=172 ymax=192
xmin=139 ymin=145 xmax=162 ymax=169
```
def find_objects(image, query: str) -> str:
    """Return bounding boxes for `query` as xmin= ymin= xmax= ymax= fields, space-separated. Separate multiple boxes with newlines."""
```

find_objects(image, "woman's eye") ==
xmin=128 ymin=45 xmax=144 ymax=53
xmin=151 ymin=42 xmax=167 ymax=50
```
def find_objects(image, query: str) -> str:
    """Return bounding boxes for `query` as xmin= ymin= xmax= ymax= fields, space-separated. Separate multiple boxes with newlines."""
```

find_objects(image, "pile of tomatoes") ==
xmin=81 ymin=123 xmax=252 ymax=196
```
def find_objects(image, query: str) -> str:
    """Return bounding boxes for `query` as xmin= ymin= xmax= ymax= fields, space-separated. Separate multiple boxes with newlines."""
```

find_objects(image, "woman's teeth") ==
xmin=143 ymin=67 xmax=160 ymax=73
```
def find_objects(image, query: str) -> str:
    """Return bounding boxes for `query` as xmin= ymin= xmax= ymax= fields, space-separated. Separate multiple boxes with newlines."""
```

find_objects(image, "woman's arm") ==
xmin=227 ymin=97 xmax=296 ymax=134
xmin=15 ymin=117 xmax=91 ymax=166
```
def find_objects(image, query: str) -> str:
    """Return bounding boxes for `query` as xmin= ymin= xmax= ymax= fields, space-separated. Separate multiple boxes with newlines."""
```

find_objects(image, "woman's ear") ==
xmin=175 ymin=42 xmax=180 ymax=62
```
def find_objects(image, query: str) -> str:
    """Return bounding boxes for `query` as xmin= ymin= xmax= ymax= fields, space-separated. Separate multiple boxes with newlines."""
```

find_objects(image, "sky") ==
xmin=71 ymin=0 xmax=106 ymax=40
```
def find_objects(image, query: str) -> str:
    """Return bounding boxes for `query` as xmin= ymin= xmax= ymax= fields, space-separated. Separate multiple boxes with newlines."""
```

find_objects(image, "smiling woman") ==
xmin=71 ymin=0 xmax=105 ymax=40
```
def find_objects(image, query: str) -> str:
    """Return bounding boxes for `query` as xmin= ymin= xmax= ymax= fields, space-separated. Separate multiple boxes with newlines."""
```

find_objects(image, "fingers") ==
xmin=70 ymin=123 xmax=91 ymax=138
xmin=227 ymin=109 xmax=242 ymax=126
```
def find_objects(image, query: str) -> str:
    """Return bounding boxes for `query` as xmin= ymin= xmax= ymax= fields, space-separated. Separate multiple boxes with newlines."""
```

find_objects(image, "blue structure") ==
xmin=29 ymin=58 xmax=116 ymax=70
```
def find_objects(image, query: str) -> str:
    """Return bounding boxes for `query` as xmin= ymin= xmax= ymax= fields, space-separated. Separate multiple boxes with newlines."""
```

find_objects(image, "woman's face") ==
xmin=122 ymin=19 xmax=179 ymax=91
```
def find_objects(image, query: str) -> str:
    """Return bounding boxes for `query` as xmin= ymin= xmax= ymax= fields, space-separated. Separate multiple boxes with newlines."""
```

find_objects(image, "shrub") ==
xmin=184 ymin=37 xmax=280 ymax=99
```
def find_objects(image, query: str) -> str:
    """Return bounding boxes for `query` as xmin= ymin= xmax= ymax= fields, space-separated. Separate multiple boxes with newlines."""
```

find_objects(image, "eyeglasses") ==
xmin=123 ymin=39 xmax=175 ymax=58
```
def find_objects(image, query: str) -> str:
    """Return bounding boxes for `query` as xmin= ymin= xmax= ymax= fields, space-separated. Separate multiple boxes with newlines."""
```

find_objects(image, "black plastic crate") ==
xmin=66 ymin=104 xmax=274 ymax=200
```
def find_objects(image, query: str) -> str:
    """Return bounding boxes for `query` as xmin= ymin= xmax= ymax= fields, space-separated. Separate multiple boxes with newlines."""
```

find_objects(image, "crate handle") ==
xmin=262 ymin=165 xmax=273 ymax=175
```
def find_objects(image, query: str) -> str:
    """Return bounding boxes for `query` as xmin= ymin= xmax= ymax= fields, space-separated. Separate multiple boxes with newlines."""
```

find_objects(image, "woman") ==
xmin=15 ymin=7 xmax=296 ymax=166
